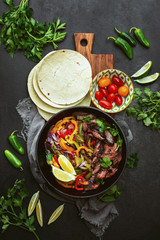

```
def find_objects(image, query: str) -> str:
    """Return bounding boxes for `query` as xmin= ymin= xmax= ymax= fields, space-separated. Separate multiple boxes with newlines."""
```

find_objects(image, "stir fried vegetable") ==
xmin=45 ymin=114 xmax=123 ymax=191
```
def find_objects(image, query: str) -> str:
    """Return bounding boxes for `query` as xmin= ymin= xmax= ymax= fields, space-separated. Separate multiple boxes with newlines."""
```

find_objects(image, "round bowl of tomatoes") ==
xmin=90 ymin=69 xmax=134 ymax=113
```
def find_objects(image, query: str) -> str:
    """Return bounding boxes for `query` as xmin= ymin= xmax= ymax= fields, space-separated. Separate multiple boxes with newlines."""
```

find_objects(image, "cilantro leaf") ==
xmin=126 ymin=106 xmax=138 ymax=117
xmin=96 ymin=178 xmax=105 ymax=185
xmin=100 ymin=157 xmax=112 ymax=168
xmin=126 ymin=87 xmax=160 ymax=132
xmin=0 ymin=179 xmax=39 ymax=239
xmin=144 ymin=87 xmax=153 ymax=97
xmin=99 ymin=185 xmax=122 ymax=202
xmin=126 ymin=153 xmax=139 ymax=168
xmin=0 ymin=0 xmax=67 ymax=62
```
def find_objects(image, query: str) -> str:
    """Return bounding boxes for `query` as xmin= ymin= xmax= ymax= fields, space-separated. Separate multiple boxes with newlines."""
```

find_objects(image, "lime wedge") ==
xmin=58 ymin=155 xmax=76 ymax=175
xmin=36 ymin=199 xmax=43 ymax=227
xmin=28 ymin=191 xmax=39 ymax=216
xmin=134 ymin=73 xmax=159 ymax=84
xmin=48 ymin=204 xmax=64 ymax=225
xmin=131 ymin=61 xmax=152 ymax=78
xmin=51 ymin=165 xmax=76 ymax=182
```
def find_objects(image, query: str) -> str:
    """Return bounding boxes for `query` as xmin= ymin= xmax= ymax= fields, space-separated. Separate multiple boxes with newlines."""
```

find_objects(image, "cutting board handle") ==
xmin=74 ymin=33 xmax=94 ymax=61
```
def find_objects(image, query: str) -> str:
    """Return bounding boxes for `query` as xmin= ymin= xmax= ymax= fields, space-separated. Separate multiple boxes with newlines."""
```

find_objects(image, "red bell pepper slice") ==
xmin=90 ymin=140 xmax=95 ymax=146
xmin=67 ymin=122 xmax=75 ymax=135
xmin=56 ymin=129 xmax=68 ymax=138
xmin=54 ymin=156 xmax=59 ymax=164
xmin=75 ymin=175 xmax=85 ymax=191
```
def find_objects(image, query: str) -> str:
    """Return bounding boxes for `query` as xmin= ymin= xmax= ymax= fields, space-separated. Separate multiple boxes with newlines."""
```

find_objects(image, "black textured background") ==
xmin=0 ymin=0 xmax=160 ymax=239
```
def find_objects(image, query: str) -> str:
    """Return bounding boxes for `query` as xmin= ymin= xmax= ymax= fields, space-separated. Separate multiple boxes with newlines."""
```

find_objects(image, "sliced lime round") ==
xmin=131 ymin=61 xmax=152 ymax=78
xmin=134 ymin=72 xmax=159 ymax=84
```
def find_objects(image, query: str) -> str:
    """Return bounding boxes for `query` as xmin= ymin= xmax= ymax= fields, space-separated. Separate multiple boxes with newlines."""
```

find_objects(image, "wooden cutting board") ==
xmin=74 ymin=33 xmax=113 ymax=78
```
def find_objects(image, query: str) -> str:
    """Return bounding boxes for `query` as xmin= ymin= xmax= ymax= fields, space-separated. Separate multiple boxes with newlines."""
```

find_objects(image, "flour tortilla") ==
xmin=27 ymin=66 xmax=63 ymax=113
xmin=27 ymin=64 xmax=88 ymax=114
xmin=37 ymin=92 xmax=92 ymax=121
xmin=37 ymin=50 xmax=92 ymax=105
xmin=33 ymin=68 xmax=85 ymax=108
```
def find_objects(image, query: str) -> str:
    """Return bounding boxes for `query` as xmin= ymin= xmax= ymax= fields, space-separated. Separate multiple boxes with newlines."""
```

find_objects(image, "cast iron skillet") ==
xmin=36 ymin=106 xmax=127 ymax=198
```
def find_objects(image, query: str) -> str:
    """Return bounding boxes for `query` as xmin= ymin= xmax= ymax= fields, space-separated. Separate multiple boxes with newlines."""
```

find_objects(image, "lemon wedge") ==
xmin=131 ymin=61 xmax=152 ymax=78
xmin=134 ymin=73 xmax=159 ymax=84
xmin=51 ymin=165 xmax=76 ymax=182
xmin=28 ymin=191 xmax=39 ymax=216
xmin=58 ymin=155 xmax=76 ymax=175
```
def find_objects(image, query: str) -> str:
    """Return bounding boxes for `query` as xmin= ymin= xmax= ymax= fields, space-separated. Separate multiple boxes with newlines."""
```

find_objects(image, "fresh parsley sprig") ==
xmin=0 ymin=179 xmax=40 ymax=240
xmin=96 ymin=119 xmax=123 ymax=151
xmin=126 ymin=87 xmax=160 ymax=132
xmin=0 ymin=0 xmax=67 ymax=62
xmin=99 ymin=185 xmax=122 ymax=202
xmin=100 ymin=157 xmax=112 ymax=168
xmin=126 ymin=153 xmax=139 ymax=168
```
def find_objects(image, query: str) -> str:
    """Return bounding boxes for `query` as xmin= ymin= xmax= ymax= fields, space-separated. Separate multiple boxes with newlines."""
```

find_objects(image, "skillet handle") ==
xmin=116 ymin=119 xmax=133 ymax=143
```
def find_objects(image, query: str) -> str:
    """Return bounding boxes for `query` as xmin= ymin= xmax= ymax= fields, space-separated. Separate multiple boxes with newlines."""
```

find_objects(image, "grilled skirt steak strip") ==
xmin=84 ymin=182 xmax=100 ymax=191
xmin=104 ymin=130 xmax=114 ymax=145
xmin=88 ymin=129 xmax=105 ymax=140
xmin=96 ymin=168 xmax=108 ymax=179
xmin=92 ymin=161 xmax=101 ymax=174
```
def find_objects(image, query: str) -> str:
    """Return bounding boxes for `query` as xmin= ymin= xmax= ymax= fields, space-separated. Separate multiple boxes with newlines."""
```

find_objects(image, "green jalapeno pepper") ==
xmin=107 ymin=36 xmax=133 ymax=59
xmin=79 ymin=122 xmax=83 ymax=139
xmin=8 ymin=130 xmax=25 ymax=155
xmin=129 ymin=27 xmax=150 ymax=47
xmin=4 ymin=150 xmax=23 ymax=170
xmin=114 ymin=27 xmax=136 ymax=46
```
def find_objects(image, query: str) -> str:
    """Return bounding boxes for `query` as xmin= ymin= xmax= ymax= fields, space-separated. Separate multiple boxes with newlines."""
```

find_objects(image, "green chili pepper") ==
xmin=129 ymin=27 xmax=150 ymax=47
xmin=8 ymin=130 xmax=24 ymax=155
xmin=80 ymin=154 xmax=84 ymax=163
xmin=115 ymin=27 xmax=136 ymax=46
xmin=88 ymin=138 xmax=93 ymax=151
xmin=79 ymin=122 xmax=83 ymax=139
xmin=65 ymin=138 xmax=80 ymax=149
xmin=107 ymin=36 xmax=133 ymax=59
xmin=75 ymin=134 xmax=84 ymax=143
xmin=4 ymin=150 xmax=23 ymax=170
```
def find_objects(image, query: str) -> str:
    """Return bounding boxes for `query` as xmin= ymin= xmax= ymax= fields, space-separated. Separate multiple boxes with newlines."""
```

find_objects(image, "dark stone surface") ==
xmin=0 ymin=0 xmax=160 ymax=239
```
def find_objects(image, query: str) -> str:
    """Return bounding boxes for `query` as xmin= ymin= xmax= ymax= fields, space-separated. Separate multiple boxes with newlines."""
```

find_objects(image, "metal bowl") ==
xmin=36 ymin=106 xmax=127 ymax=199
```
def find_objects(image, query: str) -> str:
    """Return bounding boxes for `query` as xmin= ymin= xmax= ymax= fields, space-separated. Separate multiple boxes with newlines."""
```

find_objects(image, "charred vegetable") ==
xmin=45 ymin=113 xmax=123 ymax=191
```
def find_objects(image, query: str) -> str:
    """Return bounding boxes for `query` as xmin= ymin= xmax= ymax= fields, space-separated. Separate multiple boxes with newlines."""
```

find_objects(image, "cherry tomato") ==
xmin=107 ymin=93 xmax=115 ymax=103
xmin=99 ymin=99 xmax=113 ymax=109
xmin=112 ymin=76 xmax=124 ymax=87
xmin=118 ymin=86 xmax=129 ymax=97
xmin=99 ymin=87 xmax=108 ymax=98
xmin=115 ymin=95 xmax=123 ymax=106
xmin=95 ymin=91 xmax=103 ymax=101
xmin=108 ymin=83 xmax=118 ymax=93
xmin=98 ymin=77 xmax=111 ymax=88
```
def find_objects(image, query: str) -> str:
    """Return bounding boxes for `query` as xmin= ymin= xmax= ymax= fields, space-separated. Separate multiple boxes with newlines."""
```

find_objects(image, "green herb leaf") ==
xmin=0 ymin=0 xmax=67 ymax=62
xmin=137 ymin=112 xmax=148 ymax=120
xmin=96 ymin=178 xmax=105 ymax=185
xmin=144 ymin=87 xmax=153 ymax=97
xmin=126 ymin=153 xmax=139 ymax=168
xmin=0 ymin=179 xmax=39 ymax=239
xmin=100 ymin=157 xmax=112 ymax=168
xmin=81 ymin=117 xmax=92 ymax=122
xmin=126 ymin=106 xmax=137 ymax=117
xmin=126 ymin=87 xmax=160 ymax=132
xmin=99 ymin=185 xmax=122 ymax=202
xmin=143 ymin=117 xmax=152 ymax=126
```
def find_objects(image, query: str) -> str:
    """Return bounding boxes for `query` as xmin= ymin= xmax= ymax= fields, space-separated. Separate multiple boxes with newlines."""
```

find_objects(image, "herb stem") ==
xmin=32 ymin=230 xmax=40 ymax=240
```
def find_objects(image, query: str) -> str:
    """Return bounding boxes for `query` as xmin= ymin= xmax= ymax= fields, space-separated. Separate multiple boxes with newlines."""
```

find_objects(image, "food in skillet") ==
xmin=45 ymin=113 xmax=123 ymax=191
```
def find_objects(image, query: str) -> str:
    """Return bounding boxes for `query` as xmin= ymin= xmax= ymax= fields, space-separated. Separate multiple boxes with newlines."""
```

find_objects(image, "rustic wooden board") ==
xmin=74 ymin=33 xmax=113 ymax=78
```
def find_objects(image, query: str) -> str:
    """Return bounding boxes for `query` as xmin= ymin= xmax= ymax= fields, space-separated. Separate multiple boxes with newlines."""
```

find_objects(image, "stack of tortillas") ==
xmin=27 ymin=49 xmax=92 ymax=121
